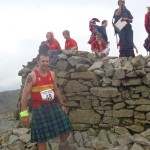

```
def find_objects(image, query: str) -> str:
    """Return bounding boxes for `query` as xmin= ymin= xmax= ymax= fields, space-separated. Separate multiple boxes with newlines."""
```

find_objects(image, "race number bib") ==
xmin=40 ymin=89 xmax=54 ymax=101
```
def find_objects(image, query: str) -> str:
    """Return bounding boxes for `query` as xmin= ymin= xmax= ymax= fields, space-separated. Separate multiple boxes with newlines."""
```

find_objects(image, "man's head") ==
xmin=62 ymin=30 xmax=70 ymax=40
xmin=102 ymin=20 xmax=108 ymax=27
xmin=118 ymin=0 xmax=125 ymax=6
xmin=147 ymin=6 xmax=150 ymax=12
xmin=37 ymin=53 xmax=50 ymax=71
xmin=96 ymin=33 xmax=102 ymax=41
xmin=46 ymin=32 xmax=54 ymax=41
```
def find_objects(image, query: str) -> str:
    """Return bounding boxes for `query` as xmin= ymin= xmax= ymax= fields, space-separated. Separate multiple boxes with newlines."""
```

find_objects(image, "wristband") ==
xmin=20 ymin=110 xmax=29 ymax=118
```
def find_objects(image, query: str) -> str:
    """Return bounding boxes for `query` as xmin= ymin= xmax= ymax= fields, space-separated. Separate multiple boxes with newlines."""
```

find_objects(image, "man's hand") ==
xmin=61 ymin=106 xmax=67 ymax=114
xmin=22 ymin=117 xmax=30 ymax=126
xmin=121 ymin=18 xmax=128 ymax=22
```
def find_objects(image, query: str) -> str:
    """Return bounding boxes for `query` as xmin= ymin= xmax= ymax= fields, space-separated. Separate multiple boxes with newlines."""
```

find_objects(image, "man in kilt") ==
xmin=20 ymin=53 xmax=73 ymax=150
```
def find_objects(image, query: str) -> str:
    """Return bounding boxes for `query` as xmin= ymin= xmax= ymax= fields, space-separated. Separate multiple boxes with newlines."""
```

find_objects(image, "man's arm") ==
xmin=21 ymin=72 xmax=34 ymax=111
xmin=70 ymin=39 xmax=78 ymax=50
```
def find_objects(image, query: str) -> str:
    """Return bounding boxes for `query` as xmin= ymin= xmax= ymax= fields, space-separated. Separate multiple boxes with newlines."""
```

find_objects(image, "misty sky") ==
xmin=0 ymin=0 xmax=149 ymax=91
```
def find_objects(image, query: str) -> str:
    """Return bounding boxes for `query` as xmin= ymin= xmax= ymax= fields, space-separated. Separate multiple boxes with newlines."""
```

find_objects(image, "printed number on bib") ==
xmin=40 ymin=89 xmax=54 ymax=101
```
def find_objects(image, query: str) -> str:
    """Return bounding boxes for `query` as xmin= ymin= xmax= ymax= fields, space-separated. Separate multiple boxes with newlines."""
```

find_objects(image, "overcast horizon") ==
xmin=0 ymin=0 xmax=149 ymax=92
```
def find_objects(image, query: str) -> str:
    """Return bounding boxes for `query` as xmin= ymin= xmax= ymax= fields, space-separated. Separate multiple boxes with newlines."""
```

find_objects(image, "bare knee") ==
xmin=38 ymin=142 xmax=47 ymax=150
xmin=60 ymin=132 xmax=70 ymax=143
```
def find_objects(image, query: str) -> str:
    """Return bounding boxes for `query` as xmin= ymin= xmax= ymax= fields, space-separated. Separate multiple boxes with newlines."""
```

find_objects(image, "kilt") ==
xmin=30 ymin=102 xmax=73 ymax=143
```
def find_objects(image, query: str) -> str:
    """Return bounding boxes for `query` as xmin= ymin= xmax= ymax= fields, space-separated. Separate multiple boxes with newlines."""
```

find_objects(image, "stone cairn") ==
xmin=0 ymin=50 xmax=150 ymax=150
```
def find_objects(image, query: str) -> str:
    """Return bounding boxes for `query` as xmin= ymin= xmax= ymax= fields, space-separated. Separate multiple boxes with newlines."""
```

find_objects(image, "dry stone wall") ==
xmin=18 ymin=50 xmax=150 ymax=134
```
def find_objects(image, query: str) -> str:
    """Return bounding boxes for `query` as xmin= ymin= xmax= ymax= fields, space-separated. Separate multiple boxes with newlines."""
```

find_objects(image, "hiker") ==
xmin=44 ymin=32 xmax=61 ymax=50
xmin=40 ymin=32 xmax=62 ymax=66
xmin=144 ymin=6 xmax=150 ymax=35
xmin=91 ymin=33 xmax=109 ymax=58
xmin=20 ymin=53 xmax=74 ymax=150
xmin=62 ymin=30 xmax=78 ymax=50
xmin=97 ymin=20 xmax=108 ymax=43
xmin=113 ymin=0 xmax=134 ymax=57
xmin=88 ymin=18 xmax=100 ymax=44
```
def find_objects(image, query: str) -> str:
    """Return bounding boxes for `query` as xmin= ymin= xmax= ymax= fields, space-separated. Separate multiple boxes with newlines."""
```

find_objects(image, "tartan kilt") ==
xmin=30 ymin=102 xmax=73 ymax=143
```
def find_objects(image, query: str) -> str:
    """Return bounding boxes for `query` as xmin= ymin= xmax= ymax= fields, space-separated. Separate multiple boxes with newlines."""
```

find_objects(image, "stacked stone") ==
xmin=18 ymin=51 xmax=150 ymax=133
xmin=15 ymin=50 xmax=150 ymax=149
xmin=1 ymin=127 xmax=150 ymax=150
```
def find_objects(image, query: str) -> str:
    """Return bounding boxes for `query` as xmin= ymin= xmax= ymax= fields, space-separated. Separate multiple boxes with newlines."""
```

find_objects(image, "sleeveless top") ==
xmin=31 ymin=69 xmax=55 ymax=108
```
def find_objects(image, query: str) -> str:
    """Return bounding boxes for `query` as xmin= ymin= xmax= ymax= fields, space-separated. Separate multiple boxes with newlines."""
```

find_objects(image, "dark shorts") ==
xmin=31 ymin=103 xmax=73 ymax=143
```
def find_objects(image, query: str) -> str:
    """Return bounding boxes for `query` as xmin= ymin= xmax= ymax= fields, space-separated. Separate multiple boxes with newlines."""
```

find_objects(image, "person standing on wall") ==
xmin=113 ymin=0 xmax=134 ymax=57
xmin=97 ymin=20 xmax=109 ymax=43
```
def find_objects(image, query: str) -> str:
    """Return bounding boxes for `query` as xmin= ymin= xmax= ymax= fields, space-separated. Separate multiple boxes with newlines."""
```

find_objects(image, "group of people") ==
xmin=19 ymin=1 xmax=150 ymax=150
xmin=89 ymin=0 xmax=150 ymax=57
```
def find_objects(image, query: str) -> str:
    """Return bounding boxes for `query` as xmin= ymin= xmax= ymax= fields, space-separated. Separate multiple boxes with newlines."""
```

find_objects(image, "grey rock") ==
xmin=142 ymin=73 xmax=150 ymax=85
xmin=113 ymin=68 xmax=125 ymax=80
xmin=64 ymin=80 xmax=89 ymax=93
xmin=71 ymin=72 xmax=96 ymax=80
xmin=122 ymin=78 xmax=142 ymax=86
xmin=130 ymin=143 xmax=144 ymax=150
xmin=76 ymin=64 xmax=90 ymax=72
xmin=88 ymin=61 xmax=103 ymax=71
xmin=69 ymin=109 xmax=101 ymax=124
xmin=90 ymin=87 xmax=119 ymax=98
xmin=56 ymin=60 xmax=69 ymax=71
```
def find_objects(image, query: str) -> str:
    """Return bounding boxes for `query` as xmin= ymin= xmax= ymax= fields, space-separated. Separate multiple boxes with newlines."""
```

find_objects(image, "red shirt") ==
xmin=45 ymin=39 xmax=61 ymax=50
xmin=145 ymin=12 xmax=150 ymax=33
xmin=65 ymin=38 xmax=78 ymax=50
xmin=31 ymin=69 xmax=55 ymax=108
xmin=91 ymin=40 xmax=106 ymax=52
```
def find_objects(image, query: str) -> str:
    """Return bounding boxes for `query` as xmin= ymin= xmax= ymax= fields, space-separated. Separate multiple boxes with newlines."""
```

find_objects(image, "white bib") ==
xmin=40 ymin=89 xmax=54 ymax=101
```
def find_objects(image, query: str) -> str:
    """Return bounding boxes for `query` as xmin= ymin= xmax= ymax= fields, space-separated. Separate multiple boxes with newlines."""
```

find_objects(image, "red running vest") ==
xmin=31 ymin=69 xmax=55 ymax=108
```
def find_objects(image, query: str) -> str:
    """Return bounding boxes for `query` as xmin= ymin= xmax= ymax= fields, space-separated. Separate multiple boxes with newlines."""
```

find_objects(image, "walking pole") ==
xmin=115 ymin=34 xmax=119 ymax=49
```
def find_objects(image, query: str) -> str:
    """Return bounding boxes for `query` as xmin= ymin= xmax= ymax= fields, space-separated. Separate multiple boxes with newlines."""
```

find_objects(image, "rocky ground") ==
xmin=0 ymin=91 xmax=150 ymax=150
xmin=0 ymin=89 xmax=20 ymax=137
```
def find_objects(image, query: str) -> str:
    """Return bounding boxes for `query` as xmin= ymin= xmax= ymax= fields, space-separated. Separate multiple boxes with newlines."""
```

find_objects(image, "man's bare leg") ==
xmin=60 ymin=132 xmax=70 ymax=143
xmin=38 ymin=142 xmax=47 ymax=150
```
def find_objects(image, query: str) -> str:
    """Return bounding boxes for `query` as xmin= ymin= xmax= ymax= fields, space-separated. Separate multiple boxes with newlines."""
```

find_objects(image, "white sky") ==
xmin=0 ymin=0 xmax=149 ymax=91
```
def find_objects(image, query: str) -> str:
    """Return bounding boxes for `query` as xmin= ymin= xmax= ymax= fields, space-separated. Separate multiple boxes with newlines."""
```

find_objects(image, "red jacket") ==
xmin=45 ymin=32 xmax=61 ymax=50
xmin=145 ymin=12 xmax=150 ymax=33
xmin=91 ymin=40 xmax=106 ymax=52
xmin=65 ymin=38 xmax=78 ymax=50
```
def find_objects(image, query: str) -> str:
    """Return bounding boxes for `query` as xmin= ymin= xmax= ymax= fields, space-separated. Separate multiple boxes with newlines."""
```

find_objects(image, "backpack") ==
xmin=89 ymin=18 xmax=100 ymax=32
xmin=39 ymin=43 xmax=49 ymax=54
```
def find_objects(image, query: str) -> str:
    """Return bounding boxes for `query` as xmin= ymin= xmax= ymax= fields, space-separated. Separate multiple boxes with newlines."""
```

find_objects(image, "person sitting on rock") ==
xmin=62 ymin=30 xmax=78 ymax=50
xmin=40 ymin=32 xmax=62 ymax=66
xmin=91 ymin=33 xmax=109 ymax=58
xmin=45 ymin=32 xmax=61 ymax=50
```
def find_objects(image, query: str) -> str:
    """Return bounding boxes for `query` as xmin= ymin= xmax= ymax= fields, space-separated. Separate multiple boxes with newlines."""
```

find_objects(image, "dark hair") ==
xmin=118 ymin=0 xmax=125 ymax=5
xmin=38 ymin=43 xmax=49 ymax=54
xmin=37 ymin=52 xmax=49 ymax=61
xmin=102 ymin=20 xmax=107 ymax=25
